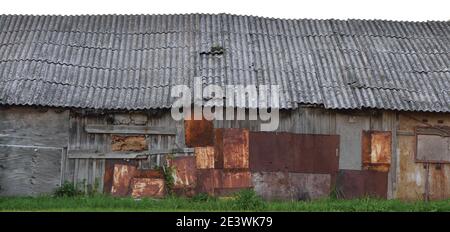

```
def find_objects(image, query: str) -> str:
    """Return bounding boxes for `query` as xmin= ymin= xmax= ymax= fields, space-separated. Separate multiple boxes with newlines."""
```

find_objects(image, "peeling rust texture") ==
xmin=103 ymin=160 xmax=139 ymax=194
xmin=111 ymin=135 xmax=147 ymax=151
xmin=130 ymin=178 xmax=165 ymax=198
xmin=362 ymin=131 xmax=392 ymax=172
xmin=222 ymin=129 xmax=249 ymax=169
xmin=168 ymin=156 xmax=197 ymax=188
xmin=111 ymin=164 xmax=137 ymax=196
xmin=195 ymin=146 xmax=215 ymax=169
xmin=252 ymin=172 xmax=331 ymax=200
xmin=184 ymin=114 xmax=214 ymax=147
xmin=249 ymin=132 xmax=339 ymax=174
xmin=336 ymin=170 xmax=388 ymax=199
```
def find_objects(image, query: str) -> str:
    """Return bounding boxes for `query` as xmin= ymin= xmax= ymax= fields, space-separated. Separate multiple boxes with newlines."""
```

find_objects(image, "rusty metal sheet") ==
xmin=336 ymin=170 xmax=388 ymax=199
xmin=103 ymin=160 xmax=139 ymax=194
xmin=252 ymin=172 xmax=331 ymax=200
xmin=130 ymin=178 xmax=165 ymax=198
xmin=111 ymin=164 xmax=137 ymax=196
xmin=222 ymin=129 xmax=249 ymax=169
xmin=362 ymin=131 xmax=391 ymax=172
xmin=249 ymin=132 xmax=340 ymax=174
xmin=195 ymin=169 xmax=216 ymax=195
xmin=195 ymin=146 xmax=215 ymax=169
xmin=214 ymin=129 xmax=224 ymax=169
xmin=168 ymin=156 xmax=197 ymax=188
xmin=111 ymin=135 xmax=147 ymax=151
xmin=184 ymin=114 xmax=214 ymax=147
xmin=217 ymin=170 xmax=252 ymax=189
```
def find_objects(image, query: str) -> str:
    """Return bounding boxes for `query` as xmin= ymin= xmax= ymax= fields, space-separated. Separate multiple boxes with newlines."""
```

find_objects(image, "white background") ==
xmin=0 ymin=0 xmax=448 ymax=21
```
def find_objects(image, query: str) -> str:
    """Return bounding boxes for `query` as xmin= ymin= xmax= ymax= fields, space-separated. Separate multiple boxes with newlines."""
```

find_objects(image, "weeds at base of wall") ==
xmin=53 ymin=178 xmax=101 ymax=198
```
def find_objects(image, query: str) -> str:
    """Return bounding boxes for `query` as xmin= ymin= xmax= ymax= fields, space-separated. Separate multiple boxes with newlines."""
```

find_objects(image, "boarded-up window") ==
xmin=416 ymin=127 xmax=450 ymax=163
xmin=362 ymin=131 xmax=392 ymax=172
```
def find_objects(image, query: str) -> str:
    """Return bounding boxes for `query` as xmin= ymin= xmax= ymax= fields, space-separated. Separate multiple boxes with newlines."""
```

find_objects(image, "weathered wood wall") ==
xmin=0 ymin=106 xmax=69 ymax=196
xmin=64 ymin=110 xmax=185 ymax=193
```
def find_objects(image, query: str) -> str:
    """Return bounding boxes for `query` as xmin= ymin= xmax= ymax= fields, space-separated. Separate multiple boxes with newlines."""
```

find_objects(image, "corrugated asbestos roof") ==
xmin=0 ymin=14 xmax=448 ymax=111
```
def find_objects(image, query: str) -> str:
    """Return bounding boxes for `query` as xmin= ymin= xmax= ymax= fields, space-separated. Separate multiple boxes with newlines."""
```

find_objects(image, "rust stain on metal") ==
xmin=111 ymin=164 xmax=137 ymax=196
xmin=195 ymin=146 xmax=215 ymax=169
xmin=249 ymin=132 xmax=339 ymax=174
xmin=195 ymin=169 xmax=216 ymax=195
xmin=222 ymin=129 xmax=249 ymax=169
xmin=130 ymin=178 xmax=165 ymax=198
xmin=217 ymin=170 xmax=252 ymax=188
xmin=214 ymin=129 xmax=224 ymax=169
xmin=362 ymin=131 xmax=391 ymax=172
xmin=103 ymin=160 xmax=139 ymax=194
xmin=111 ymin=135 xmax=147 ymax=151
xmin=429 ymin=165 xmax=450 ymax=200
xmin=252 ymin=172 xmax=331 ymax=200
xmin=167 ymin=156 xmax=197 ymax=188
xmin=336 ymin=170 xmax=388 ymax=199
xmin=184 ymin=113 xmax=214 ymax=147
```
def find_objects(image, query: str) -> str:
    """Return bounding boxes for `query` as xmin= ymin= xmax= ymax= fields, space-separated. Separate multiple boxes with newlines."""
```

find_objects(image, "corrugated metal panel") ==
xmin=0 ymin=14 xmax=448 ymax=112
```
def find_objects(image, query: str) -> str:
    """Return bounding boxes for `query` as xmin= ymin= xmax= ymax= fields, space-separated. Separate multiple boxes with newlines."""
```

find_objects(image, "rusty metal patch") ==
xmin=222 ymin=129 xmax=249 ymax=169
xmin=252 ymin=172 xmax=331 ymax=200
xmin=184 ymin=114 xmax=214 ymax=147
xmin=362 ymin=131 xmax=391 ymax=172
xmin=167 ymin=156 xmax=197 ymax=188
xmin=195 ymin=146 xmax=215 ymax=169
xmin=195 ymin=169 xmax=216 ymax=195
xmin=214 ymin=129 xmax=224 ymax=169
xmin=336 ymin=169 xmax=388 ymax=199
xmin=103 ymin=160 xmax=139 ymax=194
xmin=249 ymin=132 xmax=339 ymax=174
xmin=111 ymin=164 xmax=137 ymax=196
xmin=130 ymin=178 xmax=165 ymax=198
xmin=217 ymin=170 xmax=252 ymax=189
xmin=111 ymin=135 xmax=147 ymax=151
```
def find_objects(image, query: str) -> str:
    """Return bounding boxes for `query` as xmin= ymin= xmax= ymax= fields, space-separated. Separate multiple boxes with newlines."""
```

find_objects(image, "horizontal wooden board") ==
xmin=85 ymin=124 xmax=176 ymax=135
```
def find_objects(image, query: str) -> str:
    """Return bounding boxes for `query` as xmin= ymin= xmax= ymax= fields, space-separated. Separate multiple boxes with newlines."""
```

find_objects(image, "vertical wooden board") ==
xmin=195 ymin=146 xmax=215 ymax=169
xmin=222 ymin=129 xmax=249 ymax=169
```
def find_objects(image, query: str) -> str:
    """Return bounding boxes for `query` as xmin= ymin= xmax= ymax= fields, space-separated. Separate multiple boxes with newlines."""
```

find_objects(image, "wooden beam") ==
xmin=85 ymin=124 xmax=177 ymax=135
xmin=68 ymin=148 xmax=194 ymax=159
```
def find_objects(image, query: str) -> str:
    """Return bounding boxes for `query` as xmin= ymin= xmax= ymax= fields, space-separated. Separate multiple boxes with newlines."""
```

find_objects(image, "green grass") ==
xmin=1 ymin=195 xmax=450 ymax=212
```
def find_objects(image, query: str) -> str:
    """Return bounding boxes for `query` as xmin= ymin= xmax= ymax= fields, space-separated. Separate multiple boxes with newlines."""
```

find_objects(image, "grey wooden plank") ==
xmin=85 ymin=124 xmax=177 ymax=135
xmin=68 ymin=148 xmax=195 ymax=159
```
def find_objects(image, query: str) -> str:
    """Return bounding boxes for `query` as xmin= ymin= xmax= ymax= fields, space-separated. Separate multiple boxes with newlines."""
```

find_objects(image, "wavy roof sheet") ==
xmin=0 ymin=14 xmax=448 ymax=111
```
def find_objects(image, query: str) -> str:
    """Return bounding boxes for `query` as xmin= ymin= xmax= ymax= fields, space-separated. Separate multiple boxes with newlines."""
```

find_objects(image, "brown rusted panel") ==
xmin=252 ymin=172 xmax=331 ymax=200
xmin=103 ymin=160 xmax=139 ymax=194
xmin=222 ymin=129 xmax=249 ymax=169
xmin=111 ymin=164 xmax=137 ymax=196
xmin=184 ymin=113 xmax=214 ymax=147
xmin=173 ymin=188 xmax=196 ymax=197
xmin=135 ymin=169 xmax=164 ymax=179
xmin=167 ymin=156 xmax=197 ymax=188
xmin=249 ymin=132 xmax=339 ymax=174
xmin=216 ymin=170 xmax=252 ymax=189
xmin=336 ymin=170 xmax=388 ymax=199
xmin=195 ymin=169 xmax=216 ymax=195
xmin=111 ymin=135 xmax=147 ymax=151
xmin=362 ymin=131 xmax=392 ymax=172
xmin=214 ymin=129 xmax=224 ymax=169
xmin=130 ymin=178 xmax=165 ymax=198
xmin=195 ymin=146 xmax=215 ymax=169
